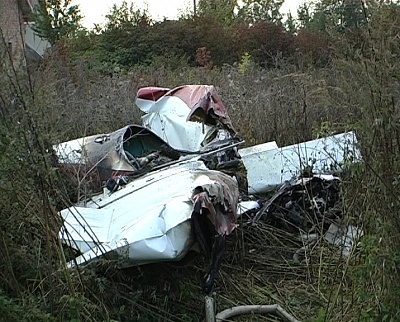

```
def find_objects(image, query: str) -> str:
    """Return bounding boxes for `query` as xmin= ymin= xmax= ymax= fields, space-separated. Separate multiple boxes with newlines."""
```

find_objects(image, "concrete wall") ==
xmin=25 ymin=22 xmax=50 ymax=57
xmin=0 ymin=0 xmax=26 ymax=67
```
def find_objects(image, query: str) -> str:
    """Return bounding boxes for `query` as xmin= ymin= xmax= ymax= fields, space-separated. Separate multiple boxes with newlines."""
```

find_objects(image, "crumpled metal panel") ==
xmin=55 ymin=124 xmax=181 ymax=181
xmin=61 ymin=159 xmax=239 ymax=266
xmin=136 ymin=85 xmax=237 ymax=152
xmin=191 ymin=172 xmax=239 ymax=236
xmin=324 ymin=223 xmax=363 ymax=257
xmin=239 ymin=131 xmax=361 ymax=194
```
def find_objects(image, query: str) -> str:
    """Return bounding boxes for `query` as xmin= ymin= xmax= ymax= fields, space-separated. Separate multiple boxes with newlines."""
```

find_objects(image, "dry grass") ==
xmin=78 ymin=221 xmax=356 ymax=321
xmin=1 ymin=7 xmax=400 ymax=318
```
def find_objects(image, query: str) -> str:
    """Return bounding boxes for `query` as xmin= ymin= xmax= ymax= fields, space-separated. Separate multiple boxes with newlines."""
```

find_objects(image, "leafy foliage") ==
xmin=31 ymin=0 xmax=82 ymax=45
xmin=297 ymin=0 xmax=371 ymax=33
xmin=237 ymin=20 xmax=293 ymax=67
xmin=102 ymin=0 xmax=152 ymax=31
xmin=197 ymin=0 xmax=237 ymax=25
xmin=237 ymin=0 xmax=284 ymax=24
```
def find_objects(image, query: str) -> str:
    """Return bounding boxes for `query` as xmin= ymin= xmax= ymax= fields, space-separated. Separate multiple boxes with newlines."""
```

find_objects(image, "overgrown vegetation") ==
xmin=1 ymin=0 xmax=399 ymax=321
xmin=31 ymin=0 xmax=82 ymax=45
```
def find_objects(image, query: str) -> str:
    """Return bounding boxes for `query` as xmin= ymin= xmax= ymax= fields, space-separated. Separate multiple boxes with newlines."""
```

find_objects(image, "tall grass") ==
xmin=321 ymin=4 xmax=400 ymax=320
xmin=1 ymin=4 xmax=400 ymax=320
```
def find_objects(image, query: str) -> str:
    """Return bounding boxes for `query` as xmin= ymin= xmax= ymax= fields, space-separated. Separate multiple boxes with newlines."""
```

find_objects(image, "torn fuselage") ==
xmin=57 ymin=85 xmax=245 ymax=295
xmin=60 ymin=160 xmax=239 ymax=267
xmin=55 ymin=85 xmax=243 ymax=193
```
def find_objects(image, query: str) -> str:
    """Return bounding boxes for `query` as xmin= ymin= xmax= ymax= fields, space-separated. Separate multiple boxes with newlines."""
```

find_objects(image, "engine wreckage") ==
xmin=56 ymin=85 xmax=362 ymax=299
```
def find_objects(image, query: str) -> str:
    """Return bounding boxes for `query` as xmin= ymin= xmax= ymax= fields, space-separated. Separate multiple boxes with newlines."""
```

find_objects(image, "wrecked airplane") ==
xmin=56 ymin=85 xmax=245 ymax=191
xmin=56 ymin=84 xmax=361 ymax=294
xmin=58 ymin=85 xmax=246 ymax=293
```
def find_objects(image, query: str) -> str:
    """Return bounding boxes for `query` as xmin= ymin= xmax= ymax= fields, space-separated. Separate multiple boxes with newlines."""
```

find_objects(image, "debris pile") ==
xmin=237 ymin=173 xmax=362 ymax=269
xmin=253 ymin=175 xmax=342 ymax=234
xmin=55 ymin=84 xmax=362 ymax=320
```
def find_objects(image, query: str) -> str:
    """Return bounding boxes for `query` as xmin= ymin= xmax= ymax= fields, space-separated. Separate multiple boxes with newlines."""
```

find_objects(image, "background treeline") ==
xmin=57 ymin=0 xmax=370 ymax=70
xmin=0 ymin=0 xmax=400 ymax=321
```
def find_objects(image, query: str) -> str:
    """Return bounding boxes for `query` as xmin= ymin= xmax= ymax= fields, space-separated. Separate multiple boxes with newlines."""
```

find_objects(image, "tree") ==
xmin=93 ymin=1 xmax=153 ymax=67
xmin=238 ymin=21 xmax=293 ymax=66
xmin=237 ymin=0 xmax=284 ymax=25
xmin=297 ymin=0 xmax=372 ymax=33
xmin=32 ymin=0 xmax=82 ymax=45
xmin=103 ymin=0 xmax=152 ymax=31
xmin=297 ymin=2 xmax=312 ymax=29
xmin=197 ymin=0 xmax=237 ymax=26
xmin=285 ymin=11 xmax=297 ymax=34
